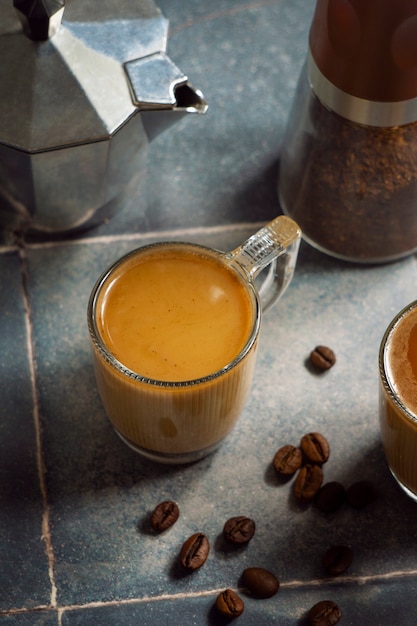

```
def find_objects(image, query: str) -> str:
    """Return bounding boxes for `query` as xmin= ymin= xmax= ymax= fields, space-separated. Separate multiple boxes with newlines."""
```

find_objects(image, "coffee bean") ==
xmin=308 ymin=600 xmax=342 ymax=625
xmin=179 ymin=533 xmax=210 ymax=571
xmin=315 ymin=482 xmax=345 ymax=513
xmin=346 ymin=480 xmax=377 ymax=509
xmin=223 ymin=516 xmax=255 ymax=544
xmin=215 ymin=589 xmax=244 ymax=618
xmin=310 ymin=346 xmax=336 ymax=371
xmin=273 ymin=444 xmax=303 ymax=476
xmin=150 ymin=501 xmax=179 ymax=532
xmin=293 ymin=464 xmax=324 ymax=502
xmin=301 ymin=432 xmax=330 ymax=464
xmin=322 ymin=545 xmax=353 ymax=576
xmin=240 ymin=567 xmax=280 ymax=599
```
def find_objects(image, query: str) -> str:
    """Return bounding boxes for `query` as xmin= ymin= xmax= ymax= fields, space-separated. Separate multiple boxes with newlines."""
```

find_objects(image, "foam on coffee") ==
xmin=96 ymin=244 xmax=255 ymax=382
xmin=385 ymin=309 xmax=417 ymax=416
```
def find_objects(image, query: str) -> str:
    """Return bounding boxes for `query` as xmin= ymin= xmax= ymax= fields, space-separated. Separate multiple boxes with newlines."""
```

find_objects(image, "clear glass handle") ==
xmin=226 ymin=215 xmax=301 ymax=312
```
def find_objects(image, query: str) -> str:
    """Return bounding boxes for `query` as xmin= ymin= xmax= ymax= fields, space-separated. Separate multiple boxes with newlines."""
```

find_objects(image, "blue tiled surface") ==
xmin=2 ymin=0 xmax=417 ymax=624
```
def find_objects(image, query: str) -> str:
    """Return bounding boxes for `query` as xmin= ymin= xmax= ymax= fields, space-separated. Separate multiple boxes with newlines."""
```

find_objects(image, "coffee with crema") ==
xmin=96 ymin=245 xmax=255 ymax=382
xmin=384 ymin=310 xmax=417 ymax=414
xmin=90 ymin=243 xmax=258 ymax=460
xmin=88 ymin=215 xmax=301 ymax=462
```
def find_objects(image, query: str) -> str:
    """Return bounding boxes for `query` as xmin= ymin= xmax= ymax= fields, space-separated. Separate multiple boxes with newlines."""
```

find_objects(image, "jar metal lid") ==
xmin=308 ymin=52 xmax=417 ymax=127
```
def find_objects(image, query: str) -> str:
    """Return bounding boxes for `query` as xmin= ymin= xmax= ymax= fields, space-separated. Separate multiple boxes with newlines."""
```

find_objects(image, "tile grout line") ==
xmin=17 ymin=241 xmax=58 ymax=611
xmin=16 ymin=221 xmax=267 ymax=252
xmin=3 ymin=568 xmax=417 ymax=619
xmin=55 ymin=568 xmax=417 ymax=615
xmin=168 ymin=0 xmax=282 ymax=35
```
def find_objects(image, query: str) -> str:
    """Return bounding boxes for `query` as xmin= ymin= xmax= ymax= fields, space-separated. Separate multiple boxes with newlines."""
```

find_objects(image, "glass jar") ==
xmin=278 ymin=0 xmax=417 ymax=263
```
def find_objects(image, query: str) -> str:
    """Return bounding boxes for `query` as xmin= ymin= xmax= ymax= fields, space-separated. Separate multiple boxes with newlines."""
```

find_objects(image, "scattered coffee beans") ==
xmin=150 ymin=501 xmax=180 ymax=532
xmin=315 ymin=481 xmax=345 ymax=513
xmin=308 ymin=600 xmax=342 ymax=626
xmin=223 ymin=516 xmax=256 ymax=544
xmin=322 ymin=545 xmax=353 ymax=576
xmin=273 ymin=444 xmax=303 ymax=475
xmin=240 ymin=567 xmax=280 ymax=599
xmin=346 ymin=480 xmax=377 ymax=509
xmin=150 ymin=429 xmax=375 ymax=621
xmin=179 ymin=533 xmax=210 ymax=571
xmin=215 ymin=588 xmax=244 ymax=619
xmin=294 ymin=464 xmax=324 ymax=502
xmin=310 ymin=346 xmax=336 ymax=371
xmin=301 ymin=432 xmax=330 ymax=464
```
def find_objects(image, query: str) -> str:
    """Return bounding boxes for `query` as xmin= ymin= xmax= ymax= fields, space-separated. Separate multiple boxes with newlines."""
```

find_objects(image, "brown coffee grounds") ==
xmin=279 ymin=95 xmax=417 ymax=262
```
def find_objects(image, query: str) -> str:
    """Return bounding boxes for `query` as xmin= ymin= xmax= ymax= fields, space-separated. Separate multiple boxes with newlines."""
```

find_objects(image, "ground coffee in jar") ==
xmin=278 ymin=0 xmax=417 ymax=263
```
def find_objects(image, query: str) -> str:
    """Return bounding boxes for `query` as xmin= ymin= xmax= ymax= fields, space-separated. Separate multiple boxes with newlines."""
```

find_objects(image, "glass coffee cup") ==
xmin=87 ymin=216 xmax=301 ymax=464
xmin=379 ymin=300 xmax=417 ymax=501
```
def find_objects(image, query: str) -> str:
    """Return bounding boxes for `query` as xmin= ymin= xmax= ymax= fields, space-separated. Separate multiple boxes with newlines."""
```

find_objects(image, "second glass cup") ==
xmin=88 ymin=216 xmax=301 ymax=464
xmin=379 ymin=300 xmax=417 ymax=502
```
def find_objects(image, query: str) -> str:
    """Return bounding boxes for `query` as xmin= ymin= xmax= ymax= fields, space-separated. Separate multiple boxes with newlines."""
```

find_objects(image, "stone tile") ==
xmin=0 ymin=252 xmax=51 ymax=611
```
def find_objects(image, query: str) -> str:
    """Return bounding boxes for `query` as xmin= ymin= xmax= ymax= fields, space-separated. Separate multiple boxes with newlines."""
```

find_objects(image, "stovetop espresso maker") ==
xmin=0 ymin=0 xmax=207 ymax=236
